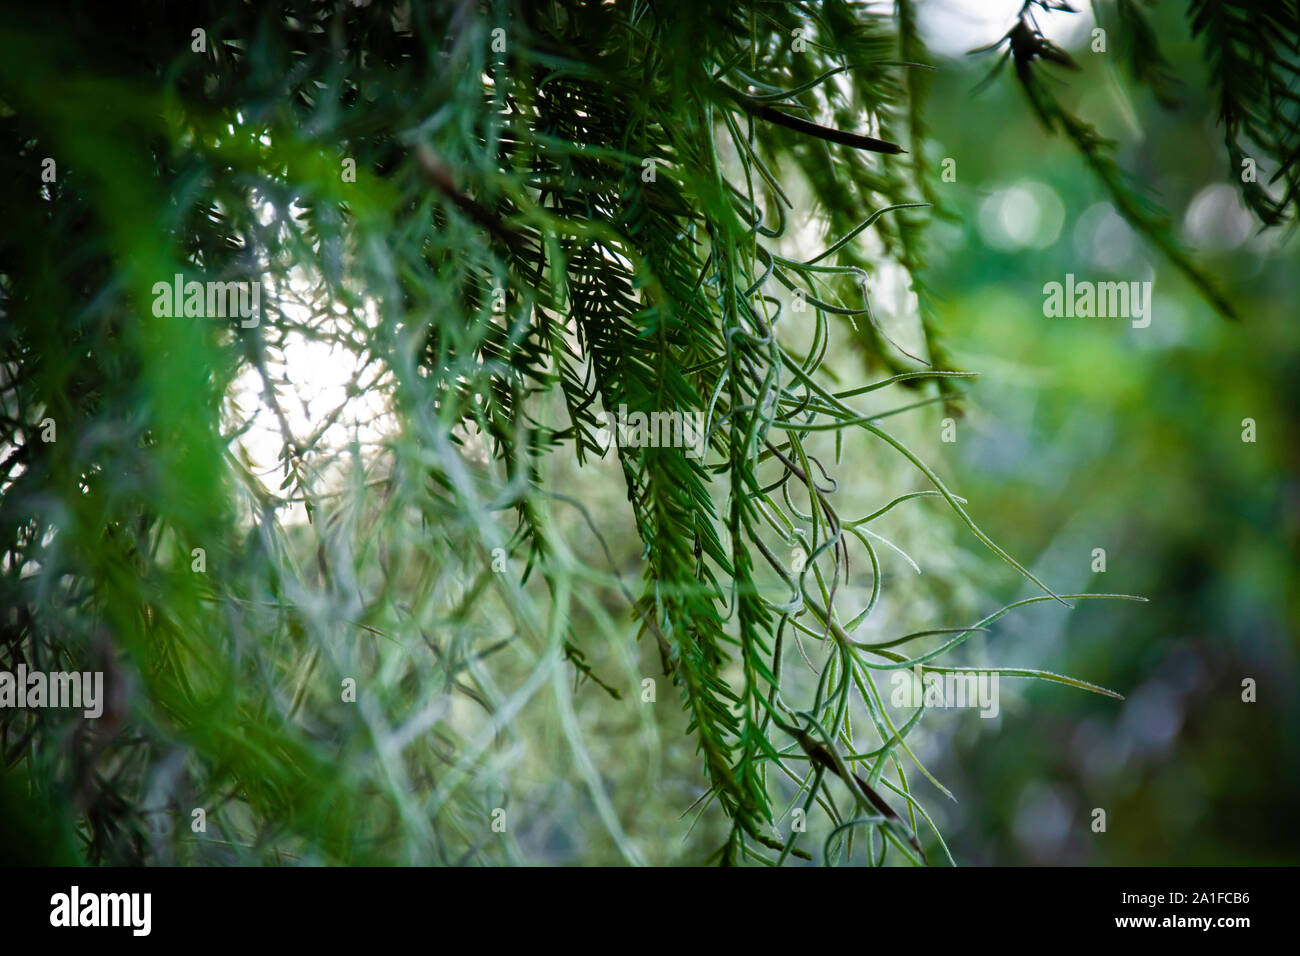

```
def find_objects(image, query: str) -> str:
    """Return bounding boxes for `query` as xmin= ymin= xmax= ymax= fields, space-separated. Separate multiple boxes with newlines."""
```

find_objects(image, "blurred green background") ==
xmin=902 ymin=0 xmax=1299 ymax=864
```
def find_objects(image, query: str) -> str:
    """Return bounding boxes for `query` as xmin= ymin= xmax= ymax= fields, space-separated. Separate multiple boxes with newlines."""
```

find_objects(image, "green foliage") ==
xmin=1188 ymin=0 xmax=1300 ymax=224
xmin=0 ymin=0 xmax=1290 ymax=866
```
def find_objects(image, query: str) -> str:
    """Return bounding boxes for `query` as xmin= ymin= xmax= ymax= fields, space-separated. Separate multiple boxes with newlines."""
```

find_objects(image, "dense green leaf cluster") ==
xmin=0 ymin=0 xmax=1288 ymax=865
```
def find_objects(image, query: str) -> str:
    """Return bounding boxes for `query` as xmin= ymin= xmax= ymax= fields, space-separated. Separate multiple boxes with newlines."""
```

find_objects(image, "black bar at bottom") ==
xmin=4 ymin=865 xmax=1283 ymax=942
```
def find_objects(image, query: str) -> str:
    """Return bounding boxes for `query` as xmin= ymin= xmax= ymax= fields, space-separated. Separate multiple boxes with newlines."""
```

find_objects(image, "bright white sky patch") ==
xmin=227 ymin=203 xmax=392 ymax=523
xmin=917 ymin=0 xmax=1094 ymax=60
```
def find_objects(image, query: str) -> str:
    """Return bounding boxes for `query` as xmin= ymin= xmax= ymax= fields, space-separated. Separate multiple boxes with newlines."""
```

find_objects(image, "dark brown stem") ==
xmin=722 ymin=85 xmax=906 ymax=155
